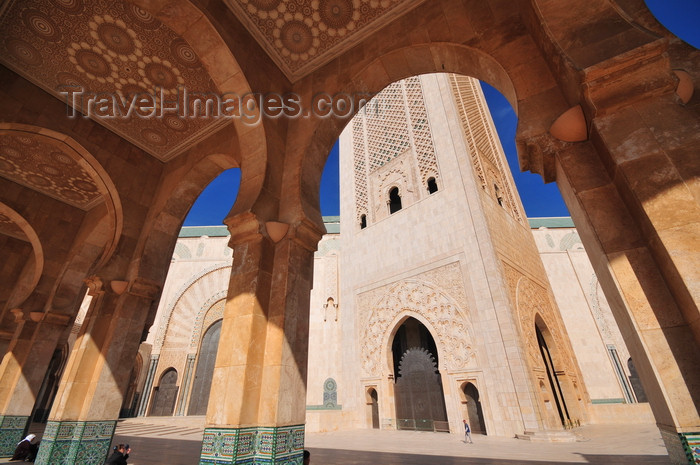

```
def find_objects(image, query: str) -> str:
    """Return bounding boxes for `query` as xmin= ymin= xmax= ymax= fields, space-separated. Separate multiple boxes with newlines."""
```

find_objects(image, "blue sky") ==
xmin=183 ymin=2 xmax=698 ymax=227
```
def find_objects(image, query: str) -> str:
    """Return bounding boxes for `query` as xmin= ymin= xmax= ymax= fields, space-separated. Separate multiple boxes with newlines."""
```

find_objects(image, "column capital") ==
xmin=288 ymin=217 xmax=325 ymax=252
xmin=224 ymin=211 xmax=263 ymax=247
xmin=83 ymin=276 xmax=104 ymax=296
xmin=126 ymin=277 xmax=161 ymax=300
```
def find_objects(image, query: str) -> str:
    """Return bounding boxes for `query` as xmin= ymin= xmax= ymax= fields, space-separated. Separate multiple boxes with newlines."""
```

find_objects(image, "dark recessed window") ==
xmin=360 ymin=214 xmax=367 ymax=229
xmin=427 ymin=177 xmax=438 ymax=194
xmin=389 ymin=187 xmax=402 ymax=214
xmin=494 ymin=183 xmax=503 ymax=206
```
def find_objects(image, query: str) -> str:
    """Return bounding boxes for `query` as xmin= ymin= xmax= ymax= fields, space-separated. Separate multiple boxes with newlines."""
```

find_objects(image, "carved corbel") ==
xmin=550 ymin=105 xmax=588 ymax=142
xmin=265 ymin=221 xmax=289 ymax=243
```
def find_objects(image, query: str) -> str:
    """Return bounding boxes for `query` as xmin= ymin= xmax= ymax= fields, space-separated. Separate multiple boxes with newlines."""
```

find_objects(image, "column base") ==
xmin=659 ymin=426 xmax=700 ymax=465
xmin=679 ymin=431 xmax=700 ymax=465
xmin=0 ymin=415 xmax=29 ymax=457
xmin=200 ymin=424 xmax=305 ymax=464
xmin=35 ymin=420 xmax=116 ymax=465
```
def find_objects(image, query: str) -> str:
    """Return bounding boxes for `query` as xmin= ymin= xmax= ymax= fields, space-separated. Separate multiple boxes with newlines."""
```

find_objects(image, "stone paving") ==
xmin=1 ymin=418 xmax=671 ymax=464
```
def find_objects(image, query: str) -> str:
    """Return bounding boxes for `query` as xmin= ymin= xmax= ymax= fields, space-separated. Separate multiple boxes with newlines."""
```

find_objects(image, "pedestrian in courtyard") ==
xmin=463 ymin=419 xmax=473 ymax=444
xmin=11 ymin=433 xmax=39 ymax=462
xmin=105 ymin=443 xmax=131 ymax=465
xmin=303 ymin=449 xmax=311 ymax=464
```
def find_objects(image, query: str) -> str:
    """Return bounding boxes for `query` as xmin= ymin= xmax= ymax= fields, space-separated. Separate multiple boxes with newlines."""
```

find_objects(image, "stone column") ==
xmin=0 ymin=310 xmax=69 ymax=457
xmin=199 ymin=213 xmax=322 ymax=465
xmin=552 ymin=96 xmax=700 ymax=463
xmin=35 ymin=276 xmax=159 ymax=465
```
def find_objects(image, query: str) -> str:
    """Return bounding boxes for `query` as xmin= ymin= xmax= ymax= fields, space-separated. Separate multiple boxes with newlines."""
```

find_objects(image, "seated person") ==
xmin=11 ymin=434 xmax=39 ymax=462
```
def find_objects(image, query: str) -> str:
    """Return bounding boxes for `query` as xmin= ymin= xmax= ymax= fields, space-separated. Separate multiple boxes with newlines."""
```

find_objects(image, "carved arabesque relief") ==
xmin=501 ymin=261 xmax=572 ymax=372
xmin=359 ymin=278 xmax=475 ymax=378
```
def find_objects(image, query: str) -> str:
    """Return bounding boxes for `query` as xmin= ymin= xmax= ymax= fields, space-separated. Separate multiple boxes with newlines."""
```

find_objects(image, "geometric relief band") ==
xmin=199 ymin=424 xmax=305 ymax=464
xmin=0 ymin=415 xmax=29 ymax=457
xmin=34 ymin=420 xmax=116 ymax=465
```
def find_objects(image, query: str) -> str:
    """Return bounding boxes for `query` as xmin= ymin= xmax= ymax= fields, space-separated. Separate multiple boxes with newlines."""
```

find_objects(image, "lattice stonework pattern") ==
xmin=404 ymin=77 xmax=439 ymax=184
xmin=200 ymin=425 xmax=305 ymax=464
xmin=449 ymin=75 xmax=524 ymax=224
xmin=0 ymin=415 xmax=29 ymax=456
xmin=35 ymin=420 xmax=116 ymax=465
xmin=352 ymin=117 xmax=369 ymax=223
xmin=352 ymin=77 xmax=439 ymax=223
xmin=359 ymin=276 xmax=475 ymax=377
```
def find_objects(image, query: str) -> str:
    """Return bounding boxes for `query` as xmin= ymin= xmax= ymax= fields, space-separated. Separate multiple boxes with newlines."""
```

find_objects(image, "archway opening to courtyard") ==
xmin=391 ymin=317 xmax=448 ymax=432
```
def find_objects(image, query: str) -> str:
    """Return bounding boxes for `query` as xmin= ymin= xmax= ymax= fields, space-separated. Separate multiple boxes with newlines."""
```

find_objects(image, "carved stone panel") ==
xmin=359 ymin=266 xmax=474 ymax=377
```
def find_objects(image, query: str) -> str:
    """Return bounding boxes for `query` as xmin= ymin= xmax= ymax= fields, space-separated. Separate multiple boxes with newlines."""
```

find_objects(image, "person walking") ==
xmin=463 ymin=420 xmax=473 ymax=444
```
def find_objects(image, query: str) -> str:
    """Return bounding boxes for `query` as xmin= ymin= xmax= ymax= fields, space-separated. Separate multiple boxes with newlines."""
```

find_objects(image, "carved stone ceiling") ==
xmin=223 ymin=0 xmax=427 ymax=81
xmin=0 ymin=131 xmax=102 ymax=210
xmin=0 ymin=0 xmax=226 ymax=161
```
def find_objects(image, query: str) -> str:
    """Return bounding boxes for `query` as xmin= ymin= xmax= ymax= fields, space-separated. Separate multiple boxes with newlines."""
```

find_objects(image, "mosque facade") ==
xmin=125 ymin=75 xmax=653 ymax=439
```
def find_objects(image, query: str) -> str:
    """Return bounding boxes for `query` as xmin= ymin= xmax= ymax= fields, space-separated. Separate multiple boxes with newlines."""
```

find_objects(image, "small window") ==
xmin=494 ymin=183 xmax=503 ymax=206
xmin=389 ymin=187 xmax=402 ymax=214
xmin=360 ymin=214 xmax=367 ymax=229
xmin=427 ymin=177 xmax=438 ymax=194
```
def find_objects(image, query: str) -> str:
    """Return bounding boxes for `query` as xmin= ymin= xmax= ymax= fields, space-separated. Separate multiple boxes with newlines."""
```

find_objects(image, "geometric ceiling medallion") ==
xmin=0 ymin=0 xmax=225 ymax=161
xmin=0 ymin=128 xmax=103 ymax=210
xmin=223 ymin=0 xmax=427 ymax=81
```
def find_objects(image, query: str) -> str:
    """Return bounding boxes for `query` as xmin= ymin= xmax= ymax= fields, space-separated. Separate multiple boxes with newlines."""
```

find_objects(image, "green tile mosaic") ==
xmin=199 ymin=424 xmax=304 ymax=464
xmin=35 ymin=420 xmax=116 ymax=465
xmin=0 ymin=415 xmax=29 ymax=457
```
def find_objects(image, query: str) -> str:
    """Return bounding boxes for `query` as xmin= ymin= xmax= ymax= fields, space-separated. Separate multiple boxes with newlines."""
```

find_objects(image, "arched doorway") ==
xmin=536 ymin=325 xmax=570 ymax=427
xmin=31 ymin=345 xmax=67 ymax=423
xmin=367 ymin=388 xmax=379 ymax=429
xmin=120 ymin=354 xmax=142 ymax=418
xmin=392 ymin=317 xmax=448 ymax=432
xmin=188 ymin=320 xmax=222 ymax=415
xmin=462 ymin=383 xmax=486 ymax=435
xmin=149 ymin=368 xmax=178 ymax=416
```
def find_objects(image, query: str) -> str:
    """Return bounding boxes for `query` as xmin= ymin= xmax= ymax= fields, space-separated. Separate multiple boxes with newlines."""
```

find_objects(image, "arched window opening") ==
xmin=389 ymin=187 xmax=402 ymax=214
xmin=493 ymin=183 xmax=503 ymax=206
xmin=360 ymin=214 xmax=367 ymax=229
xmin=427 ymin=177 xmax=438 ymax=194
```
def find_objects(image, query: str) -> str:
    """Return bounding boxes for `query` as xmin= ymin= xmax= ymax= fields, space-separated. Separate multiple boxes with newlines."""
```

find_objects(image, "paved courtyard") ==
xmin=114 ymin=418 xmax=670 ymax=464
xmin=1 ymin=418 xmax=671 ymax=464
